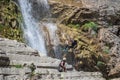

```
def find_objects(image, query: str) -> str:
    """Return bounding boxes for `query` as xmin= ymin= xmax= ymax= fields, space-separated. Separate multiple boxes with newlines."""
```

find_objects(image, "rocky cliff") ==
xmin=0 ymin=0 xmax=120 ymax=80
xmin=48 ymin=0 xmax=120 ymax=79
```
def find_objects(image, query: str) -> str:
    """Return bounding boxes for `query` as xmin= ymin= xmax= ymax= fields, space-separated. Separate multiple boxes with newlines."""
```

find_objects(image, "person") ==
xmin=69 ymin=39 xmax=77 ymax=49
xmin=58 ymin=57 xmax=67 ymax=72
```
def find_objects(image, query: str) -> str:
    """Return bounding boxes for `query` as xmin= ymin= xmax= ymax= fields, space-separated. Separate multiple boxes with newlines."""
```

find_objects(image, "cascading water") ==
xmin=18 ymin=0 xmax=60 ymax=57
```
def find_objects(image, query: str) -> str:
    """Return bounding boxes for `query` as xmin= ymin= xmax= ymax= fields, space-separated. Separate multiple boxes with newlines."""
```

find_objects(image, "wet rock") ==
xmin=9 ymin=19 xmax=18 ymax=28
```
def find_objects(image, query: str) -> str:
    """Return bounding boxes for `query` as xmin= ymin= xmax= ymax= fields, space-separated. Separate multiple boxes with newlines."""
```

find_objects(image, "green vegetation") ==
xmin=0 ymin=25 xmax=23 ymax=41
xmin=82 ymin=22 xmax=98 ymax=32
xmin=13 ymin=64 xmax=23 ymax=68
xmin=67 ymin=23 xmax=80 ymax=28
xmin=97 ymin=61 xmax=106 ymax=67
xmin=0 ymin=0 xmax=23 ymax=42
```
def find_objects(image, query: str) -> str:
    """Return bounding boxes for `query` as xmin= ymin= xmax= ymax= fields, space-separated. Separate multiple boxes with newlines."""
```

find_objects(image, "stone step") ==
xmin=50 ymin=71 xmax=104 ymax=78
xmin=40 ymin=77 xmax=106 ymax=80
xmin=34 ymin=71 xmax=106 ymax=80
xmin=0 ymin=67 xmax=31 ymax=75
xmin=34 ymin=67 xmax=106 ymax=80
xmin=8 ymin=54 xmax=57 ymax=63
xmin=8 ymin=54 xmax=73 ymax=69
xmin=110 ymin=78 xmax=120 ymax=80
xmin=35 ymin=68 xmax=59 ymax=74
xmin=0 ymin=75 xmax=3 ymax=80
xmin=0 ymin=38 xmax=38 ymax=56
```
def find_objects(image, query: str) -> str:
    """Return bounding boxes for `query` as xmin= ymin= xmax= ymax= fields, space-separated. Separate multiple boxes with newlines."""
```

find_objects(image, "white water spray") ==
xmin=18 ymin=0 xmax=60 ymax=57
xmin=18 ymin=0 xmax=48 ymax=56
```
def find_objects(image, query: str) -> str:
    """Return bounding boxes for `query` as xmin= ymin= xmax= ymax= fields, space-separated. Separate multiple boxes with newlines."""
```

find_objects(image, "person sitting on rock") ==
xmin=58 ymin=57 xmax=67 ymax=72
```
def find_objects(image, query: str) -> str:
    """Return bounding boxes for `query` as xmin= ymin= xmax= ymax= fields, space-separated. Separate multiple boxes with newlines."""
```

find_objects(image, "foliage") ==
xmin=13 ymin=64 xmax=23 ymax=68
xmin=82 ymin=22 xmax=98 ymax=32
xmin=68 ymin=23 xmax=80 ymax=28
xmin=97 ymin=61 xmax=105 ymax=67
xmin=0 ymin=0 xmax=23 ymax=42
xmin=0 ymin=25 xmax=23 ymax=42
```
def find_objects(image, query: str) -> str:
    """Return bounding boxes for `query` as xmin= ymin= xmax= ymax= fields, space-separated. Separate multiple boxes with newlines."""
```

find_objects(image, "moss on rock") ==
xmin=0 ymin=0 xmax=23 ymax=42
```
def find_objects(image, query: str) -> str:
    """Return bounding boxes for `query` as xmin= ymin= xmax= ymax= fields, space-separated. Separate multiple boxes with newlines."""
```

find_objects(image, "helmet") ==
xmin=63 ymin=57 xmax=66 ymax=61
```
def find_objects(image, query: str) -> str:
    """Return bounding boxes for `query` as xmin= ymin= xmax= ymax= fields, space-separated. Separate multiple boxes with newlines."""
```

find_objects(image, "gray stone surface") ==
xmin=0 ymin=38 xmax=38 ymax=56
xmin=34 ymin=71 xmax=106 ymax=80
xmin=110 ymin=78 xmax=120 ymax=80
xmin=8 ymin=54 xmax=72 ymax=69
xmin=0 ymin=38 xmax=106 ymax=80
xmin=0 ymin=67 xmax=31 ymax=75
xmin=0 ymin=75 xmax=3 ymax=80
xmin=4 ymin=75 xmax=21 ymax=80
xmin=49 ymin=0 xmax=120 ymax=26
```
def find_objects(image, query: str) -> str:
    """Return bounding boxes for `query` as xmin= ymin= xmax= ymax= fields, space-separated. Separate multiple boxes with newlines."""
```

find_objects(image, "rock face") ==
xmin=48 ymin=0 xmax=120 ymax=78
xmin=57 ymin=24 xmax=109 ymax=72
xmin=49 ymin=0 xmax=120 ymax=26
xmin=0 ymin=37 xmax=106 ymax=80
xmin=99 ymin=26 xmax=120 ymax=78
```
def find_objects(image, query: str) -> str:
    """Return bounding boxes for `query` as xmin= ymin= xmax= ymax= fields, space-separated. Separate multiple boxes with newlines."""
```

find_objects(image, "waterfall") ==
xmin=18 ymin=0 xmax=60 ymax=57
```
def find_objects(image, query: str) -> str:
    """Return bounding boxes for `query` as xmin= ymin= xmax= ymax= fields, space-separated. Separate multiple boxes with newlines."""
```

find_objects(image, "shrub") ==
xmin=82 ymin=22 xmax=98 ymax=32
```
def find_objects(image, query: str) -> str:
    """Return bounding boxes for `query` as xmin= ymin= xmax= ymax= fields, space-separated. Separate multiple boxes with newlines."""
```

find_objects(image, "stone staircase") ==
xmin=0 ymin=67 xmax=105 ymax=80
xmin=0 ymin=38 xmax=106 ymax=80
